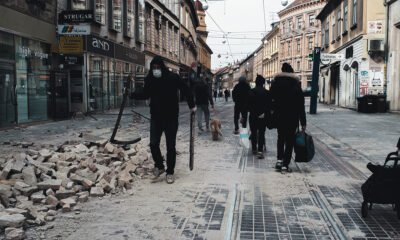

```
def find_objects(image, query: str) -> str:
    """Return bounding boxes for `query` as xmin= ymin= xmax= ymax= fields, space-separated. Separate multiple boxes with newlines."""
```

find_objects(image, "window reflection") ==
xmin=113 ymin=0 xmax=122 ymax=31
xmin=95 ymin=0 xmax=105 ymax=24
xmin=72 ymin=0 xmax=86 ymax=10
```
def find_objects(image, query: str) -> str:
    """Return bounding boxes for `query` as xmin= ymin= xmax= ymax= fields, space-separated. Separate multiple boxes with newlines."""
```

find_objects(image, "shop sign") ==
xmin=114 ymin=44 xmax=145 ymax=65
xmin=64 ymin=55 xmax=83 ymax=65
xmin=17 ymin=46 xmax=48 ymax=59
xmin=59 ymin=10 xmax=94 ymax=24
xmin=321 ymin=53 xmax=345 ymax=61
xmin=59 ymin=36 xmax=83 ymax=54
xmin=85 ymin=35 xmax=114 ymax=57
xmin=368 ymin=21 xmax=383 ymax=34
xmin=58 ymin=25 xmax=90 ymax=35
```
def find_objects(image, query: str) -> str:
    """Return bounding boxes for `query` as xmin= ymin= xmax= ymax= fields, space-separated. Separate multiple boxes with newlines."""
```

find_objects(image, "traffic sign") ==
xmin=321 ymin=53 xmax=345 ymax=61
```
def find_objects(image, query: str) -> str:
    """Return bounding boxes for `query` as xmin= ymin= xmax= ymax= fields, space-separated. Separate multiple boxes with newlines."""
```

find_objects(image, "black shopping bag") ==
xmin=294 ymin=130 xmax=314 ymax=162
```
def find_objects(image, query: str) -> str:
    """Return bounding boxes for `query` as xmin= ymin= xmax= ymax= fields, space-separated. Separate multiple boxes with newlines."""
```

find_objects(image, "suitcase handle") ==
xmin=384 ymin=152 xmax=399 ymax=167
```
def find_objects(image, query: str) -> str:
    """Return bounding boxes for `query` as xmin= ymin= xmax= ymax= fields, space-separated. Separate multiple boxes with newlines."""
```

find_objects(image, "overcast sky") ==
xmin=204 ymin=0 xmax=293 ymax=70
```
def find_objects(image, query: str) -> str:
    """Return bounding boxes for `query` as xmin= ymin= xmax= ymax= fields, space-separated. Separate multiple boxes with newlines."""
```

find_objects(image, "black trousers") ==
xmin=150 ymin=116 xmax=178 ymax=175
xmin=234 ymin=105 xmax=247 ymax=130
xmin=277 ymin=126 xmax=297 ymax=167
xmin=249 ymin=116 xmax=266 ymax=152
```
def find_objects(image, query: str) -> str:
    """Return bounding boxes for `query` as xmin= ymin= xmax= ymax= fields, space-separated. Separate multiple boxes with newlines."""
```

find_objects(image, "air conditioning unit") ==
xmin=368 ymin=39 xmax=384 ymax=52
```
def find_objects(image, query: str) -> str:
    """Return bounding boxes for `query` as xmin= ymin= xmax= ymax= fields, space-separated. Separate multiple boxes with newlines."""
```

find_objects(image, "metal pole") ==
xmin=309 ymin=47 xmax=321 ymax=114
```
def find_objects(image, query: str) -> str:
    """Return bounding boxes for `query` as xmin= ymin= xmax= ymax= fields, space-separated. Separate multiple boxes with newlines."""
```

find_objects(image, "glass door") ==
xmin=0 ymin=62 xmax=16 ymax=127
xmin=53 ymin=71 xmax=69 ymax=119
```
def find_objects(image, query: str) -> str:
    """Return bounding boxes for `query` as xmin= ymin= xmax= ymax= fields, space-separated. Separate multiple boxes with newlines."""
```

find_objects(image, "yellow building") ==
xmin=262 ymin=22 xmax=280 ymax=85
xmin=317 ymin=0 xmax=386 ymax=108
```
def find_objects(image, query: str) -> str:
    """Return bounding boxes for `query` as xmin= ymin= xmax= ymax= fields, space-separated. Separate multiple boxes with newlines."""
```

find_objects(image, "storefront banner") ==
xmin=115 ymin=44 xmax=145 ymax=65
xmin=59 ymin=36 xmax=83 ymax=54
xmin=59 ymin=10 xmax=94 ymax=24
xmin=85 ymin=35 xmax=114 ymax=57
xmin=58 ymin=25 xmax=90 ymax=35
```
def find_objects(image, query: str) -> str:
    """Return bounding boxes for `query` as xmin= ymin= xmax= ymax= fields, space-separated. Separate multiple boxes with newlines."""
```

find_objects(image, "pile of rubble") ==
xmin=0 ymin=139 xmax=153 ymax=239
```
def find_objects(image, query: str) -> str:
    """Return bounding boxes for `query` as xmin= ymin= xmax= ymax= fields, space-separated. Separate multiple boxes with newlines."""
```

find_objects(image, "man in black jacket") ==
xmin=248 ymin=75 xmax=272 ymax=158
xmin=271 ymin=63 xmax=306 ymax=173
xmin=232 ymin=76 xmax=250 ymax=134
xmin=195 ymin=80 xmax=214 ymax=131
xmin=131 ymin=56 xmax=196 ymax=184
xmin=224 ymin=89 xmax=230 ymax=102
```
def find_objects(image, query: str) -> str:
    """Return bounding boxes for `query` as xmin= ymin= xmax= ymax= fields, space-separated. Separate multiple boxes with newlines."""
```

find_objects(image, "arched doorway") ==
xmin=350 ymin=61 xmax=359 ymax=108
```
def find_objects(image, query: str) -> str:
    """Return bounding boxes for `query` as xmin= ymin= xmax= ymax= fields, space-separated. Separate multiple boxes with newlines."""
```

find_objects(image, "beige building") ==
xmin=317 ymin=0 xmax=386 ymax=109
xmin=278 ymin=0 xmax=326 ymax=89
xmin=195 ymin=1 xmax=213 ymax=85
xmin=386 ymin=0 xmax=400 ymax=111
xmin=262 ymin=22 xmax=280 ymax=86
xmin=253 ymin=45 xmax=264 ymax=82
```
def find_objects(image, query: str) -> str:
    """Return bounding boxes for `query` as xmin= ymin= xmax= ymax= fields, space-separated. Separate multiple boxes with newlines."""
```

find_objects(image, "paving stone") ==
xmin=0 ymin=161 xmax=13 ymax=180
xmin=62 ymin=203 xmax=71 ymax=212
xmin=11 ymin=154 xmax=26 ymax=173
xmin=55 ymin=188 xmax=75 ymax=199
xmin=45 ymin=195 xmax=58 ymax=207
xmin=4 ymin=208 xmax=28 ymax=217
xmin=104 ymin=143 xmax=115 ymax=154
xmin=31 ymin=192 xmax=46 ymax=204
xmin=45 ymin=188 xmax=55 ymax=196
xmin=46 ymin=210 xmax=57 ymax=216
xmin=90 ymin=187 xmax=104 ymax=197
xmin=5 ymin=227 xmax=25 ymax=240
xmin=22 ymin=166 xmax=37 ymax=186
xmin=37 ymin=179 xmax=62 ymax=190
xmin=0 ymin=214 xmax=25 ymax=228
xmin=60 ymin=197 xmax=77 ymax=208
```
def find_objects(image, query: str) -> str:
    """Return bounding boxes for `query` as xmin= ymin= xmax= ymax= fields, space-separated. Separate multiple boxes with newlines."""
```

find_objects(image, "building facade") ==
xmin=278 ymin=0 xmax=326 ymax=89
xmin=253 ymin=45 xmax=264 ymax=82
xmin=0 ymin=0 xmax=58 ymax=128
xmin=195 ymin=1 xmax=213 ymax=87
xmin=317 ymin=0 xmax=386 ymax=109
xmin=55 ymin=0 xmax=145 ymax=115
xmin=262 ymin=22 xmax=280 ymax=87
xmin=238 ymin=54 xmax=255 ymax=85
xmin=386 ymin=0 xmax=400 ymax=111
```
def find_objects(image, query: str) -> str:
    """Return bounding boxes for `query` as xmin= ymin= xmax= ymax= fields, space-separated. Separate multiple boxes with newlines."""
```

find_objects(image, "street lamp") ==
xmin=281 ymin=0 xmax=288 ymax=6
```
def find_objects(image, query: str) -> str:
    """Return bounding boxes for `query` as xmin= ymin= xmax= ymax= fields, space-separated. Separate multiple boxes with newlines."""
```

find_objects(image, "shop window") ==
xmin=0 ymin=31 xmax=14 ymax=60
xmin=95 ymin=0 xmax=106 ymax=24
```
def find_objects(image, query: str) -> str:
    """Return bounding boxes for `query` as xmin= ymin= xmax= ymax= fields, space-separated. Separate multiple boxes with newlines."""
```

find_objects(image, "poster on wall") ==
xmin=360 ymin=70 xmax=369 ymax=96
xmin=367 ymin=21 xmax=383 ymax=34
xmin=369 ymin=70 xmax=384 ymax=87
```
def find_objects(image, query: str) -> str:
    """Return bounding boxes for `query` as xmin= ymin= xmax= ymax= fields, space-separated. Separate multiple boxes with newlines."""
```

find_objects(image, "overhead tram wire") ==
xmin=205 ymin=10 xmax=235 ymax=62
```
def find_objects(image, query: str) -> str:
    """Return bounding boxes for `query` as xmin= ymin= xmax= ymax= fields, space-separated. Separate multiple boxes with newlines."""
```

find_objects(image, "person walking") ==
xmin=195 ymin=80 xmax=215 ymax=131
xmin=232 ymin=76 xmax=250 ymax=134
xmin=224 ymin=89 xmax=230 ymax=102
xmin=213 ymin=89 xmax=218 ymax=103
xmin=248 ymin=75 xmax=272 ymax=158
xmin=130 ymin=56 xmax=196 ymax=184
xmin=270 ymin=63 xmax=306 ymax=173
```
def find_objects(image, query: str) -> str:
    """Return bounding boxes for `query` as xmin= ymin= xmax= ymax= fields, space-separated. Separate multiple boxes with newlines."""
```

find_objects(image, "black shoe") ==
xmin=281 ymin=166 xmax=292 ymax=173
xmin=275 ymin=160 xmax=282 ymax=170
xmin=257 ymin=152 xmax=264 ymax=159
xmin=151 ymin=167 xmax=165 ymax=179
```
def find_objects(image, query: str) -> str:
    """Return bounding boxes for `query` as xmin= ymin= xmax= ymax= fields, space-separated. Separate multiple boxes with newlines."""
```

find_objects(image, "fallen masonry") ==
xmin=0 ymin=138 xmax=152 ymax=238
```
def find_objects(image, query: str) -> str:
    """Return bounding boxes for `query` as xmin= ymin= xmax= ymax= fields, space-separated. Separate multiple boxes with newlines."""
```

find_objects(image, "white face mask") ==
xmin=153 ymin=69 xmax=162 ymax=78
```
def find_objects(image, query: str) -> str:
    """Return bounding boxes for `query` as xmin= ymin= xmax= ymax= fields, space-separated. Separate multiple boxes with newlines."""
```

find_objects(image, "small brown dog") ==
xmin=210 ymin=119 xmax=223 ymax=140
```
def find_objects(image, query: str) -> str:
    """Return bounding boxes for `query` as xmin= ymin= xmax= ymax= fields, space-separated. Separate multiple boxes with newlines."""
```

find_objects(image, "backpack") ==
xmin=294 ymin=130 xmax=315 ymax=162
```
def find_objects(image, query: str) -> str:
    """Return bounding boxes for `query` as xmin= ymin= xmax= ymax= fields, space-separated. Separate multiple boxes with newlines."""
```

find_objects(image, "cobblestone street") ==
xmin=1 ymin=100 xmax=400 ymax=240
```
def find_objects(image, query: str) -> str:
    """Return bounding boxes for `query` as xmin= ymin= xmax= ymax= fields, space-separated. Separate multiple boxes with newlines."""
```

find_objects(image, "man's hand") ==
xmin=190 ymin=107 xmax=197 ymax=113
xmin=301 ymin=125 xmax=306 ymax=131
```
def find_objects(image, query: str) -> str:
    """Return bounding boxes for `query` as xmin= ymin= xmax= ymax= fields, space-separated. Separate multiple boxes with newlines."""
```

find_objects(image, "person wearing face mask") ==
xmin=130 ymin=56 xmax=196 ymax=184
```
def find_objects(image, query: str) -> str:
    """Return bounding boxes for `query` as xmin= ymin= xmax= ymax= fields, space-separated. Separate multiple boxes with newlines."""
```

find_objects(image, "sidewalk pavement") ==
xmin=307 ymin=101 xmax=400 ymax=163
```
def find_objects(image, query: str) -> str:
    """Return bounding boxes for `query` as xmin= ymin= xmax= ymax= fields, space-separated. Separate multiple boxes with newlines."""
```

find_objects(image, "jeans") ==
xmin=234 ymin=105 xmax=247 ymax=130
xmin=277 ymin=126 xmax=297 ymax=167
xmin=249 ymin=116 xmax=267 ymax=152
xmin=197 ymin=104 xmax=210 ymax=129
xmin=150 ymin=116 xmax=178 ymax=175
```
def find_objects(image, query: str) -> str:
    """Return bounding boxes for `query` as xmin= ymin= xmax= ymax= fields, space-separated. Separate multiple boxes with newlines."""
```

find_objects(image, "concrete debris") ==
xmin=0 ymin=138 xmax=150 ymax=230
xmin=5 ymin=227 xmax=25 ymax=240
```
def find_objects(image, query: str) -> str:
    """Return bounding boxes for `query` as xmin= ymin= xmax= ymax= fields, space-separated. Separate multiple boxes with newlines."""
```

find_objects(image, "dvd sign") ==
xmin=85 ymin=35 xmax=114 ymax=57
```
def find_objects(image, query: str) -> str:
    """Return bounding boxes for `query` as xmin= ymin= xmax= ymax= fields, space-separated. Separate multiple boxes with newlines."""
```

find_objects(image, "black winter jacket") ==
xmin=248 ymin=86 xmax=272 ymax=119
xmin=195 ymin=82 xmax=214 ymax=106
xmin=232 ymin=81 xmax=250 ymax=108
xmin=131 ymin=56 xmax=195 ymax=118
xmin=270 ymin=72 xmax=306 ymax=128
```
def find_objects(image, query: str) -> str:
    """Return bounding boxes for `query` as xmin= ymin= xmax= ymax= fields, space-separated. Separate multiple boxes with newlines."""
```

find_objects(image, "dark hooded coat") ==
xmin=270 ymin=72 xmax=306 ymax=128
xmin=194 ymin=81 xmax=214 ymax=106
xmin=248 ymin=86 xmax=272 ymax=120
xmin=232 ymin=81 xmax=250 ymax=109
xmin=131 ymin=56 xmax=195 ymax=118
